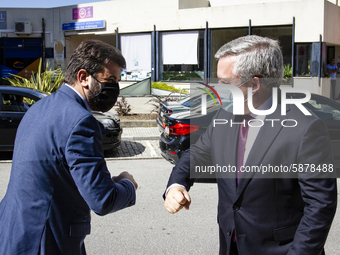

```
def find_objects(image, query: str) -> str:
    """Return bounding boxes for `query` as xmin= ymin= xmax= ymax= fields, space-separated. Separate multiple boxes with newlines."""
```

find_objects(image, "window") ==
xmin=211 ymin=26 xmax=293 ymax=82
xmin=0 ymin=38 xmax=42 ymax=79
xmin=252 ymin=26 xmax=293 ymax=82
xmin=1 ymin=93 xmax=36 ymax=112
xmin=211 ymin=27 xmax=249 ymax=78
xmin=120 ymin=33 xmax=152 ymax=81
xmin=161 ymin=30 xmax=204 ymax=82
xmin=295 ymin=43 xmax=312 ymax=77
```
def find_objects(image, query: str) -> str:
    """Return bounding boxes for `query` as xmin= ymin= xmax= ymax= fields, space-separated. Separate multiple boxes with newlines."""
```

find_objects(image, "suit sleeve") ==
xmin=166 ymin=110 xmax=219 ymax=191
xmin=288 ymin=118 xmax=337 ymax=255
xmin=65 ymin=115 xmax=136 ymax=216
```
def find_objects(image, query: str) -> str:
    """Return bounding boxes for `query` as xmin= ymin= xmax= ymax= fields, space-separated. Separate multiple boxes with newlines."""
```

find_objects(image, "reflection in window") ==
xmin=161 ymin=31 xmax=204 ymax=82
xmin=295 ymin=44 xmax=312 ymax=77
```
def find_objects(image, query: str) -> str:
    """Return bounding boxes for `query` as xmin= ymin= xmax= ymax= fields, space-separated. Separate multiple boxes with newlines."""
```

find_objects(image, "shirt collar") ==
xmin=64 ymin=84 xmax=92 ymax=113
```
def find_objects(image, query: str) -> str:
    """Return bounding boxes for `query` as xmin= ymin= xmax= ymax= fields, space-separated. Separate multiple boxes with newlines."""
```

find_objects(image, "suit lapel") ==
xmin=236 ymin=104 xmax=291 ymax=198
xmin=217 ymin=112 xmax=239 ymax=195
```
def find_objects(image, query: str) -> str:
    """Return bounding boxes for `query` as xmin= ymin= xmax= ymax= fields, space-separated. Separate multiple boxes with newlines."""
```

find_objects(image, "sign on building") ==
xmin=0 ymin=11 xmax=7 ymax=29
xmin=62 ymin=20 xmax=105 ymax=31
xmin=72 ymin=6 xmax=93 ymax=20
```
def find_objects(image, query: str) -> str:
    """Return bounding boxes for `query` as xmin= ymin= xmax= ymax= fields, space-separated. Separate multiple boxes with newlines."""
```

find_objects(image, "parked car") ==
xmin=159 ymin=93 xmax=340 ymax=176
xmin=156 ymin=85 xmax=219 ymax=133
xmin=92 ymin=110 xmax=122 ymax=151
xmin=0 ymin=86 xmax=122 ymax=152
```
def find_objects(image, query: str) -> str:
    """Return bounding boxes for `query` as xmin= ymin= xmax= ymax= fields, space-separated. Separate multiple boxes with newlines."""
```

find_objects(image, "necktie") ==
xmin=236 ymin=115 xmax=252 ymax=182
xmin=233 ymin=115 xmax=252 ymax=243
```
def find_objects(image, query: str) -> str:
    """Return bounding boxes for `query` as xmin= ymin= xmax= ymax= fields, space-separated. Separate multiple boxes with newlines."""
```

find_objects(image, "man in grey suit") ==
xmin=164 ymin=35 xmax=337 ymax=255
xmin=0 ymin=40 xmax=137 ymax=254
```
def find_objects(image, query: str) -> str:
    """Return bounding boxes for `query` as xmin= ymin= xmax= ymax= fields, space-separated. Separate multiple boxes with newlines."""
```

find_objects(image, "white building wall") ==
xmin=1 ymin=8 xmax=54 ymax=47
xmin=58 ymin=0 xmax=324 ymax=42
xmin=1 ymin=0 xmax=338 ymax=44
xmin=324 ymin=0 xmax=340 ymax=44
xmin=1 ymin=0 xmax=334 ymax=46
xmin=1 ymin=0 xmax=339 ymax=93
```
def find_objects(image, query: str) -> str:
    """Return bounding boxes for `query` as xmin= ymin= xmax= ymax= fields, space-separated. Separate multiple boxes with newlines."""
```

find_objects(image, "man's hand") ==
xmin=164 ymin=186 xmax=191 ymax=214
xmin=112 ymin=171 xmax=138 ymax=190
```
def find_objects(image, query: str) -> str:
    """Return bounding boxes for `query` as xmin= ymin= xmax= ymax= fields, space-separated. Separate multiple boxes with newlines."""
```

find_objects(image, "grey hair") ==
xmin=215 ymin=35 xmax=283 ymax=89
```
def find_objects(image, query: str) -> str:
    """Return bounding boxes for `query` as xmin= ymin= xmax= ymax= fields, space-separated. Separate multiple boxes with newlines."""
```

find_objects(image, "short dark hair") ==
xmin=64 ymin=39 xmax=126 ymax=85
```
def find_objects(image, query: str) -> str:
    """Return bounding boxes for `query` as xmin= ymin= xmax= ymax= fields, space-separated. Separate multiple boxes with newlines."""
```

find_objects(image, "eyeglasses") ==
xmin=90 ymin=75 xmax=102 ymax=84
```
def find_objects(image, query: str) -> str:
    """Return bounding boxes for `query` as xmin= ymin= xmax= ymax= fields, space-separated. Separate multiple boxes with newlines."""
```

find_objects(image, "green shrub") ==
xmin=151 ymin=82 xmax=188 ymax=93
xmin=5 ymin=58 xmax=64 ymax=95
xmin=283 ymin=64 xmax=292 ymax=79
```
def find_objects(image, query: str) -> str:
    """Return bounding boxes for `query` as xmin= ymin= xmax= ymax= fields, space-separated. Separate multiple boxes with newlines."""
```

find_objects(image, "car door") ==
xmin=0 ymin=92 xmax=35 ymax=151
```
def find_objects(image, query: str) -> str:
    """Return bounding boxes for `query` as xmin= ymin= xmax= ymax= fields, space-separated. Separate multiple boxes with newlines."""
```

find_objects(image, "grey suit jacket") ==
xmin=167 ymin=103 xmax=337 ymax=255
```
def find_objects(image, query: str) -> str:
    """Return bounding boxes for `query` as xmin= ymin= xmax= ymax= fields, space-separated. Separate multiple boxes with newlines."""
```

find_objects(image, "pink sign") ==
xmin=72 ymin=6 xmax=93 ymax=20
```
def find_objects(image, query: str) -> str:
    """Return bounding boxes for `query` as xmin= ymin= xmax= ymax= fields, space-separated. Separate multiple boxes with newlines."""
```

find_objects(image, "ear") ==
xmin=251 ymin=77 xmax=261 ymax=93
xmin=77 ymin=69 xmax=90 ymax=88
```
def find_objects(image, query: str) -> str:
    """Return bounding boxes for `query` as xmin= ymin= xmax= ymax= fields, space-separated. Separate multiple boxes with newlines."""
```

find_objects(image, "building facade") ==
xmin=1 ymin=0 xmax=340 ymax=96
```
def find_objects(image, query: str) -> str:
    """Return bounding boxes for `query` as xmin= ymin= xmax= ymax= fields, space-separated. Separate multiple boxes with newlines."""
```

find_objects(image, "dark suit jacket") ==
xmin=166 ymin=103 xmax=337 ymax=255
xmin=0 ymin=85 xmax=136 ymax=255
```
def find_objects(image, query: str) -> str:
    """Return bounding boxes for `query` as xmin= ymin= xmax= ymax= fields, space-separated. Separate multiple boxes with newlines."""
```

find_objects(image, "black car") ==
xmin=159 ymin=93 xmax=340 ymax=173
xmin=156 ymin=86 xmax=219 ymax=133
xmin=0 ymin=86 xmax=122 ymax=152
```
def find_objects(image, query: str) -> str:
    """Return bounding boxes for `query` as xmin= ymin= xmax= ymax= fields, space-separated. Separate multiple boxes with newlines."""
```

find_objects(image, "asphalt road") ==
xmin=0 ymin=159 xmax=340 ymax=254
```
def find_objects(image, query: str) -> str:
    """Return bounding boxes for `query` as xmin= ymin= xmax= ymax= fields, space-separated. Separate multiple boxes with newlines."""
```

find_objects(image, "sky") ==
xmin=1 ymin=0 xmax=108 ymax=8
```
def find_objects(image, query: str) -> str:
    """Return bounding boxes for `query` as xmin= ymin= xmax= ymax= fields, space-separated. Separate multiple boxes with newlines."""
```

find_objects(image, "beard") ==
xmin=86 ymin=78 xmax=102 ymax=111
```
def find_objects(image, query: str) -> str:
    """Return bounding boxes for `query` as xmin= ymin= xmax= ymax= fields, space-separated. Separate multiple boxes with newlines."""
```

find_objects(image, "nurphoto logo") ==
xmin=200 ymin=83 xmax=312 ymax=117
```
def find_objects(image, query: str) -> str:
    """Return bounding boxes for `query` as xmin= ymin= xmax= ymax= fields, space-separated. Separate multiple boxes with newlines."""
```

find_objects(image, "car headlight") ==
xmin=111 ymin=115 xmax=120 ymax=125
xmin=101 ymin=119 xmax=115 ymax=130
xmin=105 ymin=112 xmax=120 ymax=125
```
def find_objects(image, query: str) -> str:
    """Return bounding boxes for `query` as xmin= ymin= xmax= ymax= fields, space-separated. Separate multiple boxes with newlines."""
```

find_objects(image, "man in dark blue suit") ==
xmin=0 ymin=40 xmax=137 ymax=254
xmin=164 ymin=35 xmax=337 ymax=255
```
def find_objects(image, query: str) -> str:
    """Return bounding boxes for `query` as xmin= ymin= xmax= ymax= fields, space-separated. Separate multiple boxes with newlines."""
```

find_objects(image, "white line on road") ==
xmin=145 ymin=140 xmax=158 ymax=157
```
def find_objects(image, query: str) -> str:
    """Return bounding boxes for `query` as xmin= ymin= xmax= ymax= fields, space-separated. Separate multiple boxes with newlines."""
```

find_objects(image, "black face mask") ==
xmin=88 ymin=75 xmax=120 ymax=112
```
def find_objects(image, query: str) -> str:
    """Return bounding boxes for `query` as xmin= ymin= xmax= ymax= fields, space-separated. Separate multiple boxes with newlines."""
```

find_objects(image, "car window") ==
xmin=0 ymin=93 xmax=37 ymax=112
xmin=305 ymin=97 xmax=340 ymax=127
xmin=181 ymin=86 xmax=219 ymax=108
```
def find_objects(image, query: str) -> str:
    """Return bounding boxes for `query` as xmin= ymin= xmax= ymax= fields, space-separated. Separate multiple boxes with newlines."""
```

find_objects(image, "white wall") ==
xmin=2 ymin=0 xmax=340 ymax=77
xmin=293 ymin=77 xmax=331 ymax=97
xmin=1 ymin=8 xmax=54 ymax=47
xmin=324 ymin=0 xmax=340 ymax=44
xmin=58 ymin=0 xmax=325 ymax=43
xmin=1 ymin=0 xmax=334 ymax=45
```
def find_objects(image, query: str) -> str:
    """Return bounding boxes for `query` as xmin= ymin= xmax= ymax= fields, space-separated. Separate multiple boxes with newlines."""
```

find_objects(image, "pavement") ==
xmin=103 ymin=127 xmax=163 ymax=161
xmin=105 ymin=96 xmax=165 ymax=161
